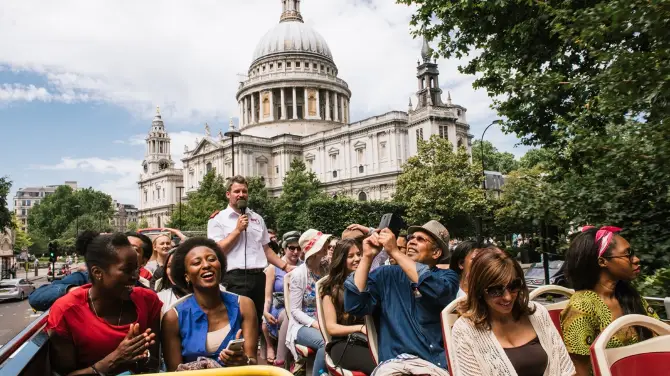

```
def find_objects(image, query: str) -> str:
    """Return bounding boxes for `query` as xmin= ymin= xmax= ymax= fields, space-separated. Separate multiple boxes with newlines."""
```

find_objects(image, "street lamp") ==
xmin=478 ymin=119 xmax=503 ymax=243
xmin=176 ymin=186 xmax=184 ymax=229
xmin=224 ymin=118 xmax=241 ymax=177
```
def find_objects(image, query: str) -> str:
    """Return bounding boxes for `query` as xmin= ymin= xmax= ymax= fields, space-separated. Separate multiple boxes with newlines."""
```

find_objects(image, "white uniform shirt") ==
xmin=207 ymin=205 xmax=270 ymax=271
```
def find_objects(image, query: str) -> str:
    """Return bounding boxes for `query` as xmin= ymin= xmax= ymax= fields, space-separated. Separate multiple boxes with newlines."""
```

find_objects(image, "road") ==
xmin=0 ymin=279 xmax=47 ymax=346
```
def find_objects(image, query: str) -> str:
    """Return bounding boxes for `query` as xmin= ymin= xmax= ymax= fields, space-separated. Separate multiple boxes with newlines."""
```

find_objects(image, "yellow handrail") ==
xmin=143 ymin=365 xmax=292 ymax=376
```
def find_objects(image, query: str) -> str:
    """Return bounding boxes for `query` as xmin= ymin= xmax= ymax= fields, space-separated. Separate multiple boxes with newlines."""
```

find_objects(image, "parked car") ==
xmin=0 ymin=279 xmax=36 ymax=301
xmin=524 ymin=260 xmax=567 ymax=288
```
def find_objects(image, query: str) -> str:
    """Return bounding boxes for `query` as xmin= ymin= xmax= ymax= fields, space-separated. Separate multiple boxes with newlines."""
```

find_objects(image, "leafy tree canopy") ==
xmin=394 ymin=135 xmax=486 ymax=238
xmin=274 ymin=159 xmax=324 ymax=233
xmin=0 ymin=176 xmax=12 ymax=231
xmin=472 ymin=140 xmax=519 ymax=175
xmin=167 ymin=170 xmax=228 ymax=231
xmin=11 ymin=214 xmax=32 ymax=251
xmin=27 ymin=186 xmax=113 ymax=240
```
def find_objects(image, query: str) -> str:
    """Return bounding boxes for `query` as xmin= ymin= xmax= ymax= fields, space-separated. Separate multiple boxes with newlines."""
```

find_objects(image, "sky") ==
xmin=0 ymin=0 xmax=529 ymax=208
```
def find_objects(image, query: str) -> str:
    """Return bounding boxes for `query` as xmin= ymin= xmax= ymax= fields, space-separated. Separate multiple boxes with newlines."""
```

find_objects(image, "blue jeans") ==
xmin=296 ymin=326 xmax=326 ymax=376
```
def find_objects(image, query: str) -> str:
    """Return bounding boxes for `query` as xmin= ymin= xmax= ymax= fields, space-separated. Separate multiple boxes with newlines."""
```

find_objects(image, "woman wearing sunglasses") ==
xmin=452 ymin=248 xmax=575 ymax=376
xmin=560 ymin=226 xmax=659 ymax=376
xmin=261 ymin=231 xmax=302 ymax=367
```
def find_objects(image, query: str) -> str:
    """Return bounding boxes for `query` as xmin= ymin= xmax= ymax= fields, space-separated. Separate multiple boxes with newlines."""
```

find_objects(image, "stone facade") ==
xmin=113 ymin=200 xmax=139 ymax=232
xmin=13 ymin=181 xmax=78 ymax=233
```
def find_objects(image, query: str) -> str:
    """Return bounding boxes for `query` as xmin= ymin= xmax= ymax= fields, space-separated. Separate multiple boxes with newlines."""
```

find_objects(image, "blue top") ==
xmin=175 ymin=290 xmax=243 ymax=366
xmin=344 ymin=264 xmax=459 ymax=369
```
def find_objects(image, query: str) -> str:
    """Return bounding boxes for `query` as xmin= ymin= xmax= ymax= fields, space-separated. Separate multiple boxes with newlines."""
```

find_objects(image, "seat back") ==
xmin=590 ymin=314 xmax=670 ymax=376
xmin=528 ymin=285 xmax=574 ymax=336
xmin=283 ymin=271 xmax=293 ymax=324
xmin=440 ymin=296 xmax=465 ymax=374
xmin=365 ymin=315 xmax=379 ymax=365
xmin=314 ymin=277 xmax=331 ymax=343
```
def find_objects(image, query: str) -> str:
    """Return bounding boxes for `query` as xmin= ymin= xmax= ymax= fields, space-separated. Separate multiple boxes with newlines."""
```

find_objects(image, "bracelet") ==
xmin=360 ymin=324 xmax=365 ymax=332
xmin=91 ymin=364 xmax=104 ymax=376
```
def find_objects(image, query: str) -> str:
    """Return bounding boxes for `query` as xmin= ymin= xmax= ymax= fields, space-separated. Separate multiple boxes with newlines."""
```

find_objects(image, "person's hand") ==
xmin=219 ymin=330 xmax=247 ymax=367
xmin=378 ymin=228 xmax=398 ymax=254
xmin=264 ymin=312 xmax=277 ymax=325
xmin=284 ymin=264 xmax=296 ymax=272
xmin=110 ymin=324 xmax=154 ymax=365
xmin=311 ymin=321 xmax=320 ymax=330
xmin=235 ymin=215 xmax=249 ymax=233
xmin=347 ymin=224 xmax=371 ymax=234
xmin=362 ymin=233 xmax=382 ymax=259
xmin=361 ymin=324 xmax=368 ymax=336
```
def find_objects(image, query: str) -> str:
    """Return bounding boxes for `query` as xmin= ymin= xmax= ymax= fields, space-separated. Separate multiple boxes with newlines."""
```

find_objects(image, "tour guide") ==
xmin=208 ymin=175 xmax=296 ymax=323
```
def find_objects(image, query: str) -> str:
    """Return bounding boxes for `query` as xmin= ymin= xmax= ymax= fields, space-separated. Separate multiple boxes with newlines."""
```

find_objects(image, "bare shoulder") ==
xmin=162 ymin=308 xmax=178 ymax=328
xmin=238 ymin=295 xmax=255 ymax=311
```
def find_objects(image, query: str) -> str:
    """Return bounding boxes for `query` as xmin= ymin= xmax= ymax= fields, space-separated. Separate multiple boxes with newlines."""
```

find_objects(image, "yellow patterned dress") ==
xmin=560 ymin=290 xmax=659 ymax=358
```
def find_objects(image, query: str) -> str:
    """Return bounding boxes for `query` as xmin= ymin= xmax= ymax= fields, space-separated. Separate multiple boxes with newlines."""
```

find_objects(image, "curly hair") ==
xmin=170 ymin=237 xmax=227 ymax=291
xmin=458 ymin=248 xmax=534 ymax=330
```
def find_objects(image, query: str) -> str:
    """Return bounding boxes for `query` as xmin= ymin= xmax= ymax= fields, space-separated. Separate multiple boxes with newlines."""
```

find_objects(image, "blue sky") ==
xmin=0 ymin=0 xmax=528 ymax=207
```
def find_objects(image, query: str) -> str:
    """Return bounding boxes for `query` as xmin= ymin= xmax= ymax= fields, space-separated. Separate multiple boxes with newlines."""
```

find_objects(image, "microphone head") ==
xmin=236 ymin=199 xmax=248 ymax=213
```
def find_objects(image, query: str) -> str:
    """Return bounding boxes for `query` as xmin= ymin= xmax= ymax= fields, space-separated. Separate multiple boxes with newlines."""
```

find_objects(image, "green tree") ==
xmin=247 ymin=176 xmax=276 ymax=230
xmin=27 ymin=186 xmax=113 ymax=240
xmin=138 ymin=217 xmax=149 ymax=229
xmin=166 ymin=170 xmax=228 ymax=231
xmin=394 ymin=136 xmax=486 ymax=238
xmin=472 ymin=140 xmax=519 ymax=175
xmin=519 ymin=148 xmax=554 ymax=170
xmin=28 ymin=231 xmax=49 ymax=256
xmin=0 ymin=176 xmax=12 ymax=231
xmin=274 ymin=159 xmax=324 ymax=233
xmin=305 ymin=197 xmax=406 ymax=235
xmin=11 ymin=214 xmax=33 ymax=250
xmin=126 ymin=221 xmax=138 ymax=232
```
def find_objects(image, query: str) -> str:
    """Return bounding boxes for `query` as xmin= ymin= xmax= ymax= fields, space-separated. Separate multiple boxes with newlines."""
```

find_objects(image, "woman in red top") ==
xmin=47 ymin=231 xmax=162 ymax=375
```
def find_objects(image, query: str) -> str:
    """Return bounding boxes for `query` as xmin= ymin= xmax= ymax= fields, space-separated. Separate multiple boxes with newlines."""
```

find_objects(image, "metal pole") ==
xmin=541 ymin=218 xmax=551 ymax=284
xmin=231 ymin=136 xmax=236 ymax=176
xmin=478 ymin=119 xmax=502 ymax=243
xmin=178 ymin=189 xmax=183 ymax=228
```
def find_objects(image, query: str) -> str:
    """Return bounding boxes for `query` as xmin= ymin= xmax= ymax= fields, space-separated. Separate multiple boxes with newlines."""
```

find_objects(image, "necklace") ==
xmin=89 ymin=290 xmax=124 ymax=326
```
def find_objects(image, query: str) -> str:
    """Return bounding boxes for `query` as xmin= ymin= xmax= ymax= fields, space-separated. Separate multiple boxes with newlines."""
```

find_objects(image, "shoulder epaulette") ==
xmin=209 ymin=210 xmax=220 ymax=219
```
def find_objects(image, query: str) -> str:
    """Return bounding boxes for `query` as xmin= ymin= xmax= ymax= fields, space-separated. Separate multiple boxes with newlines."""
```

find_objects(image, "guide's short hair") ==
xmin=226 ymin=175 xmax=248 ymax=191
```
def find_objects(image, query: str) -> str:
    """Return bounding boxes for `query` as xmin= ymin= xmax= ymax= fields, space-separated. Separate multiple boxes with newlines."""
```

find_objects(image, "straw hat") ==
xmin=298 ymin=229 xmax=332 ymax=261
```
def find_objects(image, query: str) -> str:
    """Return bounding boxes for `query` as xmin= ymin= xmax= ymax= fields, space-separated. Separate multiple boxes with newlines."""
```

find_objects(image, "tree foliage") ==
xmin=11 ymin=214 xmax=32 ymax=250
xmin=0 ymin=176 xmax=12 ymax=231
xmin=401 ymin=0 xmax=670 ymax=152
xmin=274 ymin=159 xmax=324 ymax=233
xmin=167 ymin=170 xmax=228 ymax=231
xmin=519 ymin=148 xmax=554 ymax=170
xmin=138 ymin=217 xmax=149 ymax=229
xmin=247 ymin=176 xmax=276 ymax=230
xmin=472 ymin=140 xmax=519 ymax=175
xmin=305 ymin=197 xmax=406 ymax=236
xmin=394 ymin=136 xmax=486 ymax=237
xmin=126 ymin=221 xmax=138 ymax=232
xmin=27 ymin=186 xmax=113 ymax=240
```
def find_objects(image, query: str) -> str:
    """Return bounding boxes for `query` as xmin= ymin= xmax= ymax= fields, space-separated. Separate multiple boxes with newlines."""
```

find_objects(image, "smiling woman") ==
xmin=161 ymin=237 xmax=259 ymax=371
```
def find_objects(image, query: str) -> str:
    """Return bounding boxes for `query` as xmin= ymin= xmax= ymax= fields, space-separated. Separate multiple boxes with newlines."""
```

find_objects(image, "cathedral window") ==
xmin=269 ymin=63 xmax=273 ymax=69
xmin=439 ymin=125 xmax=449 ymax=140
xmin=359 ymin=165 xmax=364 ymax=174
xmin=358 ymin=192 xmax=367 ymax=201
xmin=275 ymin=165 xmax=279 ymax=174
xmin=332 ymin=171 xmax=338 ymax=178
xmin=416 ymin=128 xmax=424 ymax=147
xmin=320 ymin=64 xmax=324 ymax=71
xmin=278 ymin=62 xmax=282 ymax=68
xmin=287 ymin=62 xmax=291 ymax=68
xmin=206 ymin=162 xmax=212 ymax=173
xmin=296 ymin=62 xmax=300 ymax=68
xmin=313 ymin=63 xmax=317 ymax=69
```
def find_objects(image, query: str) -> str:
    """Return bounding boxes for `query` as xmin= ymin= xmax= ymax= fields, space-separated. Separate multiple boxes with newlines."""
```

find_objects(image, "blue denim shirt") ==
xmin=344 ymin=264 xmax=459 ymax=369
xmin=28 ymin=271 xmax=89 ymax=312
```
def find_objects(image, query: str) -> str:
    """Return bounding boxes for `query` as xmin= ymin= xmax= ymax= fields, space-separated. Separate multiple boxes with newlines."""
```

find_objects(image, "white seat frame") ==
xmin=440 ymin=296 xmax=466 ymax=374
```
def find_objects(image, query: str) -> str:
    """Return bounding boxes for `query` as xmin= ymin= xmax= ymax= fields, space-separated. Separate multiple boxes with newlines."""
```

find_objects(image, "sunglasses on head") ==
xmin=485 ymin=278 xmax=523 ymax=297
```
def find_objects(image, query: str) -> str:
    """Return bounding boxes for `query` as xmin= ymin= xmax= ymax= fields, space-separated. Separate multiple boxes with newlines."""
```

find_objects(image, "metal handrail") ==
xmin=0 ymin=310 xmax=49 ymax=366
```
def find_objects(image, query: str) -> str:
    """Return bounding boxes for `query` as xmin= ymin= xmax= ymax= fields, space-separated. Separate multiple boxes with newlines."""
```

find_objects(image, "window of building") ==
xmin=296 ymin=62 xmax=301 ymax=68
xmin=269 ymin=63 xmax=273 ymax=69
xmin=313 ymin=63 xmax=317 ymax=69
xmin=206 ymin=162 xmax=212 ymax=173
xmin=321 ymin=64 xmax=324 ymax=71
xmin=439 ymin=125 xmax=449 ymax=139
xmin=358 ymin=192 xmax=367 ymax=201
xmin=21 ymin=209 xmax=26 ymax=216
xmin=332 ymin=171 xmax=338 ymax=178
xmin=144 ymin=191 xmax=147 ymax=202
xmin=275 ymin=165 xmax=279 ymax=174
xmin=157 ymin=188 xmax=160 ymax=200
xmin=278 ymin=62 xmax=282 ymax=68
xmin=287 ymin=62 xmax=292 ymax=68
xmin=326 ymin=68 xmax=330 ymax=73
xmin=263 ymin=65 xmax=266 ymax=71
xmin=359 ymin=165 xmax=364 ymax=174
xmin=416 ymin=128 xmax=424 ymax=148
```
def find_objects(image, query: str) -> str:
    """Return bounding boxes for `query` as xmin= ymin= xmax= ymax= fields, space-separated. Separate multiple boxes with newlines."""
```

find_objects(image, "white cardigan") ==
xmin=451 ymin=302 xmax=575 ymax=376
xmin=286 ymin=264 xmax=316 ymax=360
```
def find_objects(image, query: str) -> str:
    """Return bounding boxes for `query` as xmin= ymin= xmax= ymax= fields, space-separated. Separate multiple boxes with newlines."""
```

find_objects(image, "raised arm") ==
xmin=344 ymin=234 xmax=383 ymax=316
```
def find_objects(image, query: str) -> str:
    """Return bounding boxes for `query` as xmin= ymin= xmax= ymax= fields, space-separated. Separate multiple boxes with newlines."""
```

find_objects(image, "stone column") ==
xmin=334 ymin=92 xmax=339 ymax=122
xmin=325 ymin=90 xmax=331 ymax=120
xmin=251 ymin=93 xmax=256 ymax=123
xmin=292 ymin=87 xmax=297 ymax=120
xmin=340 ymin=96 xmax=345 ymax=123
xmin=270 ymin=90 xmax=275 ymax=121
xmin=316 ymin=90 xmax=321 ymax=119
xmin=390 ymin=130 xmax=397 ymax=167
xmin=304 ymin=87 xmax=309 ymax=119
xmin=243 ymin=97 xmax=247 ymax=126
xmin=280 ymin=88 xmax=287 ymax=120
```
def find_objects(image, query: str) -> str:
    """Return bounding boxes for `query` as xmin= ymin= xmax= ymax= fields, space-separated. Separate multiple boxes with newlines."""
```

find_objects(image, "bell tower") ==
xmin=143 ymin=106 xmax=174 ymax=175
xmin=415 ymin=38 xmax=444 ymax=108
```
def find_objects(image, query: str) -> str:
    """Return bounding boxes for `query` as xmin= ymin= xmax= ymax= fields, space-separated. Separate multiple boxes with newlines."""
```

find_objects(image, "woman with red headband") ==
xmin=560 ymin=226 xmax=659 ymax=376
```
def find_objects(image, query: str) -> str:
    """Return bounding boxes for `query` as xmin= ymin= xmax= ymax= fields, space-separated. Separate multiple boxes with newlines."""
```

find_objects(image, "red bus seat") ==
xmin=528 ymin=285 xmax=574 ymax=336
xmin=590 ymin=314 xmax=670 ymax=376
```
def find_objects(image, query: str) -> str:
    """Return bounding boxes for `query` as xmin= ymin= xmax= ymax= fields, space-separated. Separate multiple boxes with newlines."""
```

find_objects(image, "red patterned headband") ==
xmin=303 ymin=232 xmax=323 ymax=253
xmin=581 ymin=226 xmax=622 ymax=257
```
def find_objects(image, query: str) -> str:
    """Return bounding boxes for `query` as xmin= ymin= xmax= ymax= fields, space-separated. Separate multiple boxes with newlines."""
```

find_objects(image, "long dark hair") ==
xmin=565 ymin=228 xmax=651 ymax=339
xmin=157 ymin=249 xmax=188 ymax=298
xmin=319 ymin=238 xmax=361 ymax=325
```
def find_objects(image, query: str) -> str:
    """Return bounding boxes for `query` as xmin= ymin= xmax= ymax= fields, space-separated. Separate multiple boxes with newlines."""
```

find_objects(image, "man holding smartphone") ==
xmin=208 ymin=175 xmax=296 ymax=324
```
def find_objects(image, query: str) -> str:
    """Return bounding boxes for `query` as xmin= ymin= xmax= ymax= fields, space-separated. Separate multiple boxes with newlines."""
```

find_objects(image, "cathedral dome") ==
xmin=252 ymin=20 xmax=333 ymax=64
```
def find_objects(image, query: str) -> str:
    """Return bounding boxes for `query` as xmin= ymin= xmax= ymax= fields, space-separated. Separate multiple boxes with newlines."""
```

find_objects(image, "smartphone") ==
xmin=225 ymin=338 xmax=245 ymax=352
xmin=378 ymin=213 xmax=405 ymax=238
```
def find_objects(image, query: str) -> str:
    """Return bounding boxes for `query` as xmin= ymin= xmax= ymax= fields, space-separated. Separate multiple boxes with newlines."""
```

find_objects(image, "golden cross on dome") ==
xmin=156 ymin=105 xmax=160 ymax=114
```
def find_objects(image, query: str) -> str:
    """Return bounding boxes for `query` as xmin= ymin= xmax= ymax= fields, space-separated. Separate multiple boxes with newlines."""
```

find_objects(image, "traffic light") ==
xmin=48 ymin=241 xmax=56 ymax=263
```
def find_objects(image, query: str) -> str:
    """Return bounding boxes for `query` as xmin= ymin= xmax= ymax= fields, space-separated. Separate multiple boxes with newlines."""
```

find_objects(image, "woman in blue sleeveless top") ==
xmin=161 ymin=237 xmax=258 ymax=371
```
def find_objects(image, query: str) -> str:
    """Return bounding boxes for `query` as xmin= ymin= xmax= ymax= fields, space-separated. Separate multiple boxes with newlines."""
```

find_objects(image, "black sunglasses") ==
xmin=602 ymin=249 xmax=636 ymax=262
xmin=485 ymin=278 xmax=523 ymax=298
xmin=287 ymin=246 xmax=301 ymax=252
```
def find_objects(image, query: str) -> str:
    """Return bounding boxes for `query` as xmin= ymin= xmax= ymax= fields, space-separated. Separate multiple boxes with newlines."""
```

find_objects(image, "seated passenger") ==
xmin=161 ymin=237 xmax=258 ymax=370
xmin=344 ymin=221 xmax=458 ymax=376
xmin=287 ymin=229 xmax=332 ymax=376
xmin=144 ymin=233 xmax=172 ymax=275
xmin=47 ymin=231 xmax=161 ymax=375
xmin=561 ymin=226 xmax=659 ymax=376
xmin=320 ymin=238 xmax=376 ymax=375
xmin=448 ymin=241 xmax=481 ymax=297
xmin=155 ymin=249 xmax=189 ymax=316
xmin=262 ymin=231 xmax=302 ymax=367
xmin=452 ymin=249 xmax=575 ymax=376
xmin=29 ymin=232 xmax=154 ymax=311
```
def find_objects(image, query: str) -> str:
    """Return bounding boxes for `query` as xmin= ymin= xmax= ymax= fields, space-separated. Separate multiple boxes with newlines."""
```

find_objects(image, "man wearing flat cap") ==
xmin=344 ymin=220 xmax=458 ymax=376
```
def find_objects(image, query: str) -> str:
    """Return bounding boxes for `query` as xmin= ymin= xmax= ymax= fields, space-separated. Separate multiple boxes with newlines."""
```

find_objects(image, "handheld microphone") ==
xmin=237 ymin=199 xmax=248 ymax=215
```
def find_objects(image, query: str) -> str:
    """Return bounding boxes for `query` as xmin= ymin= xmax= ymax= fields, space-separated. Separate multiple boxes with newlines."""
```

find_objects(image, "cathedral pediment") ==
xmin=256 ymin=155 xmax=269 ymax=163
xmin=328 ymin=147 xmax=339 ymax=155
xmin=304 ymin=152 xmax=316 ymax=161
xmin=190 ymin=137 xmax=220 ymax=157
xmin=353 ymin=141 xmax=366 ymax=150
